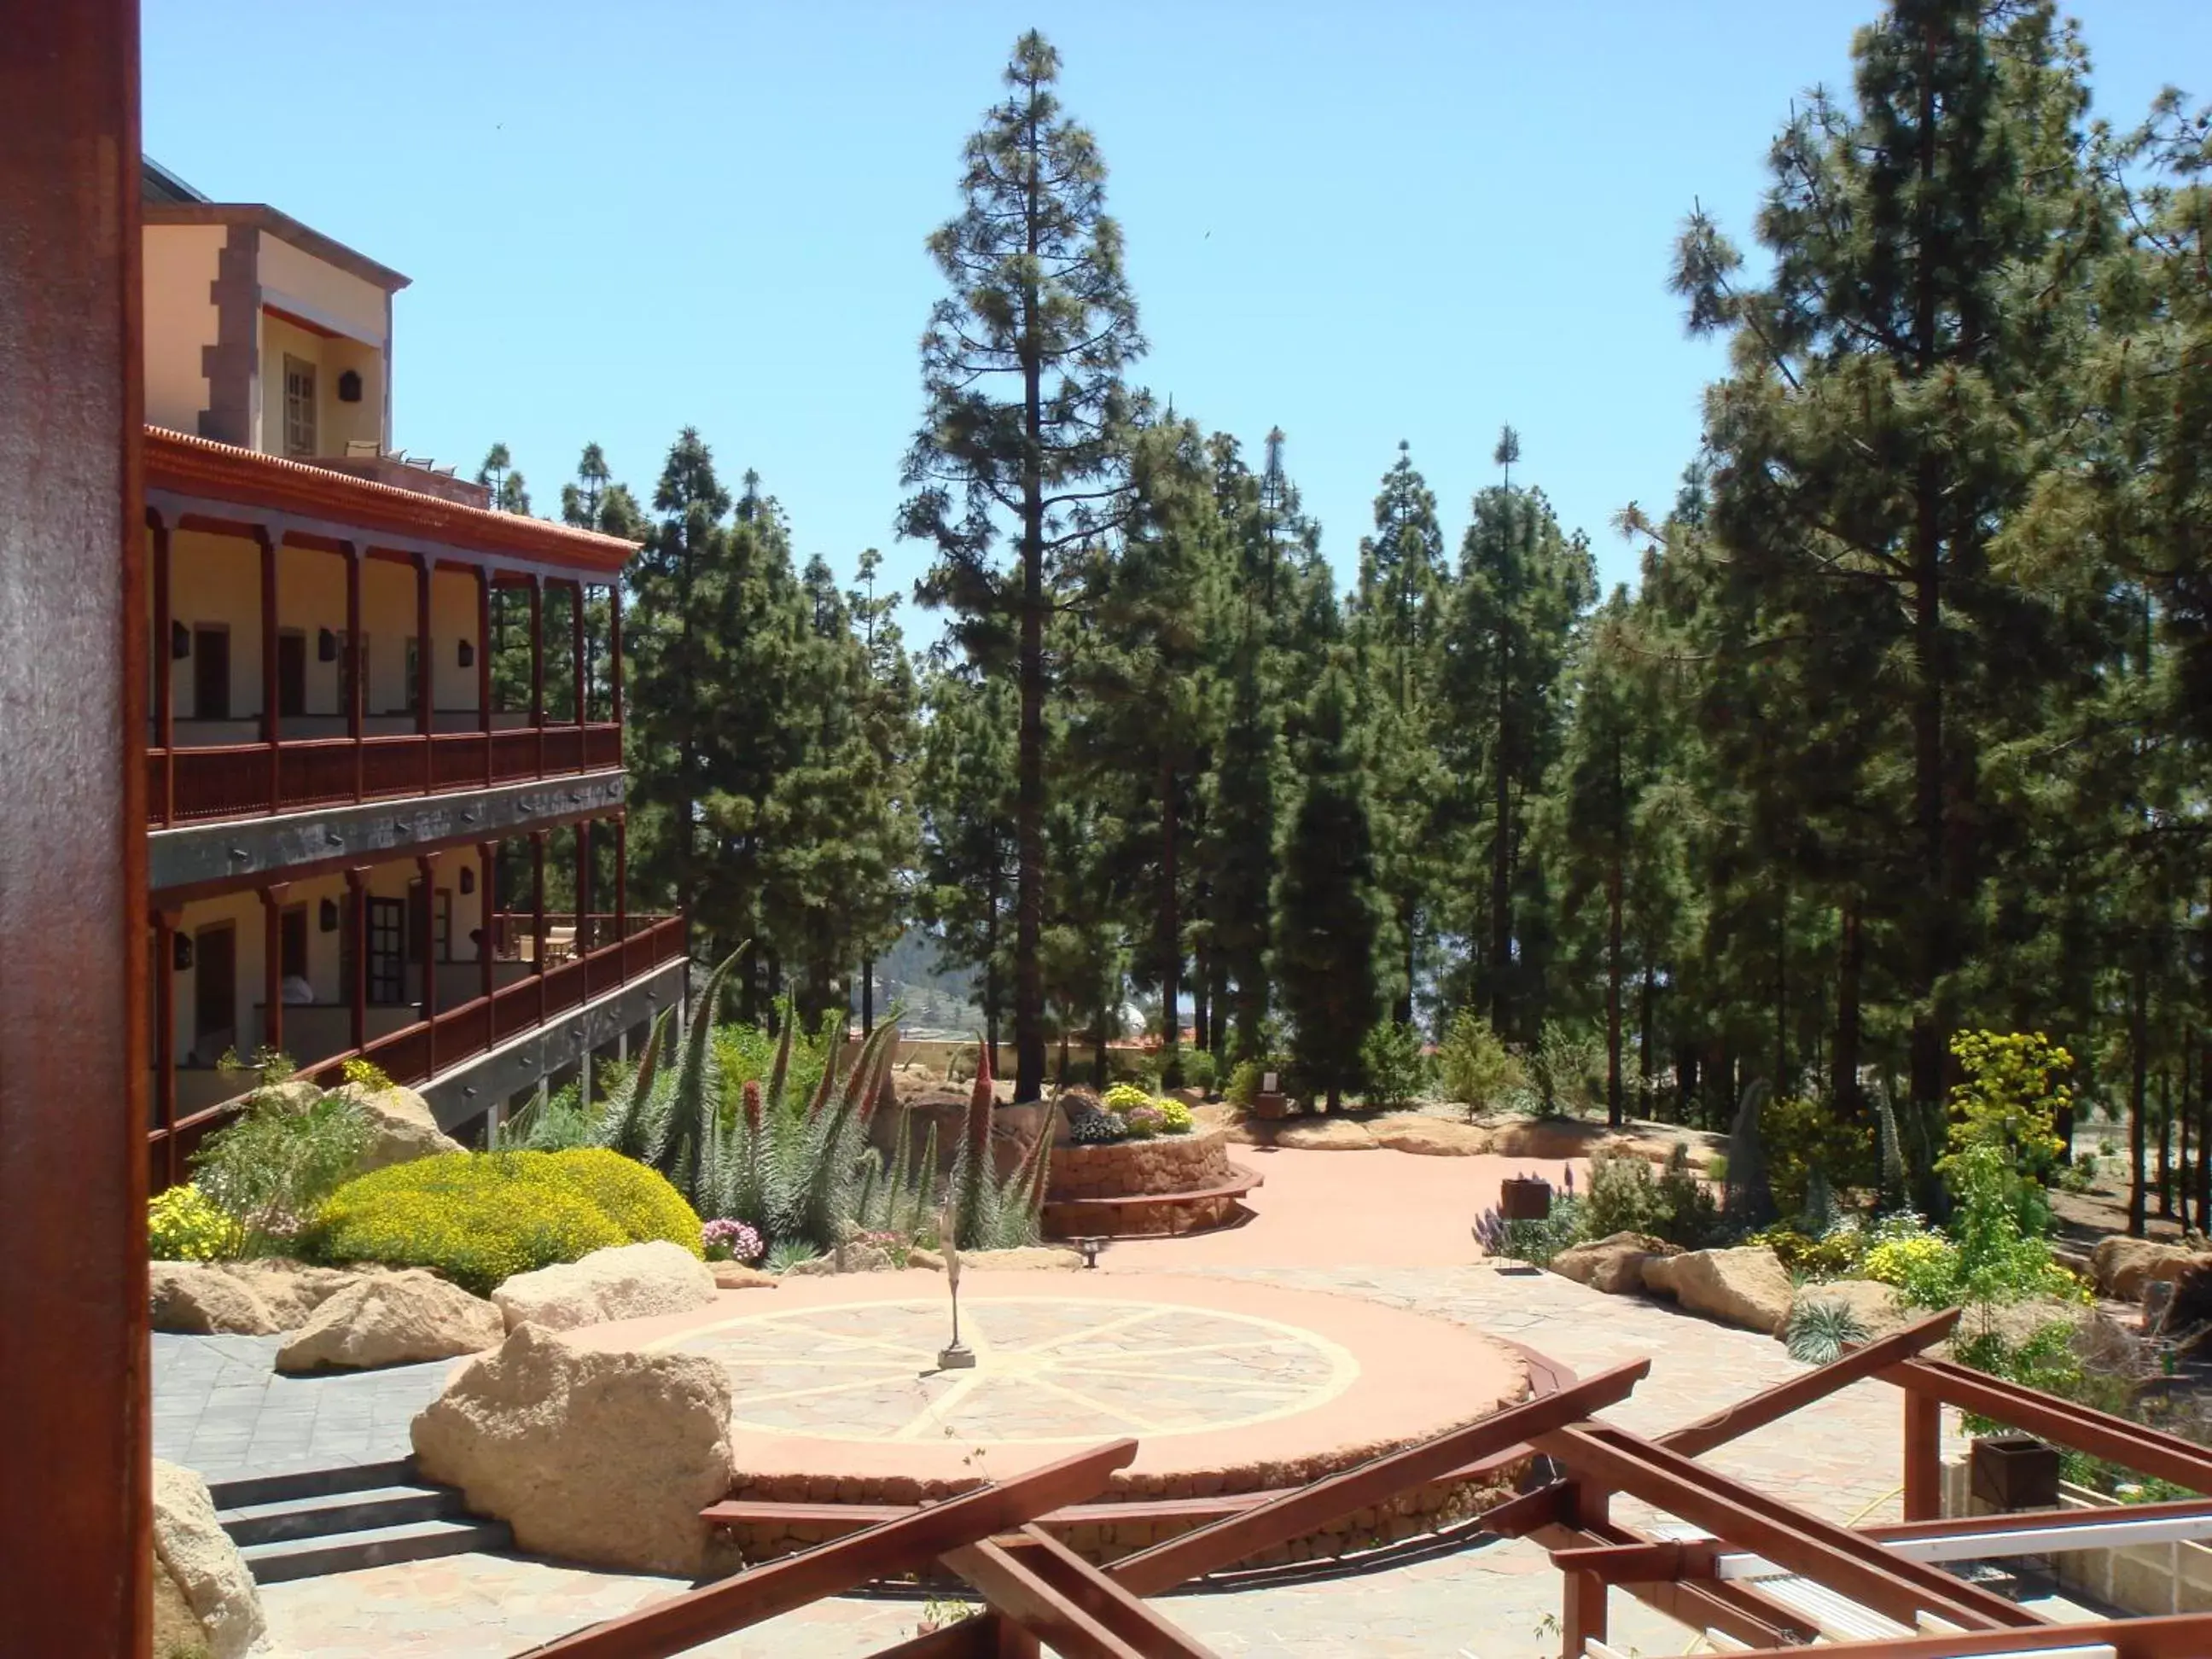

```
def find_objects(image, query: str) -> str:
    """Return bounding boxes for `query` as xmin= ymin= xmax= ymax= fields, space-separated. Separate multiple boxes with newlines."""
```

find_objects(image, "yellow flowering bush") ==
xmin=309 ymin=1149 xmax=701 ymax=1295
xmin=1100 ymin=1084 xmax=1193 ymax=1136
xmin=148 ymin=1185 xmax=242 ymax=1261
xmin=1101 ymin=1084 xmax=1153 ymax=1116
xmin=1944 ymin=1031 xmax=2070 ymax=1177
xmin=1861 ymin=1233 xmax=1957 ymax=1290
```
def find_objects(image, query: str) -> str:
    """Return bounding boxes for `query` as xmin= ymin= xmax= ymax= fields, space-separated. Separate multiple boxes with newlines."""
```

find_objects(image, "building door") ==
xmin=193 ymin=923 xmax=235 ymax=1050
xmin=367 ymin=897 xmax=405 ymax=1004
xmin=280 ymin=905 xmax=309 ymax=985
xmin=192 ymin=626 xmax=230 ymax=719
xmin=276 ymin=632 xmax=306 ymax=719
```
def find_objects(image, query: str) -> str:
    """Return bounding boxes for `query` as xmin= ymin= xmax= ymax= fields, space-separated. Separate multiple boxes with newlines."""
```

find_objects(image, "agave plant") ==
xmin=1784 ymin=1297 xmax=1869 ymax=1366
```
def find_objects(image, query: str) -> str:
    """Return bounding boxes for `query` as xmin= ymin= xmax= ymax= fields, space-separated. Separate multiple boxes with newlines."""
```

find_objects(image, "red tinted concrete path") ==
xmin=1093 ymin=1144 xmax=1590 ymax=1272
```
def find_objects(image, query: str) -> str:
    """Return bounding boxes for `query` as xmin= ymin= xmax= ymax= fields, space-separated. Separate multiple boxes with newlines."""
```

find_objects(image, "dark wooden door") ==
xmin=192 ymin=626 xmax=230 ymax=719
xmin=367 ymin=897 xmax=405 ymax=1004
xmin=193 ymin=924 xmax=235 ymax=1046
xmin=276 ymin=632 xmax=306 ymax=719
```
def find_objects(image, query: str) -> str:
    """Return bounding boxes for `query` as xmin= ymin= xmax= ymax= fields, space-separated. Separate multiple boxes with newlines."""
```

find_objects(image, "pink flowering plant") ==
xmin=702 ymin=1218 xmax=764 ymax=1263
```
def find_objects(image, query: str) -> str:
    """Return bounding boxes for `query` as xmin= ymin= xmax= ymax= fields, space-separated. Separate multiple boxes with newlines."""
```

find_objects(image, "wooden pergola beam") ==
xmin=1662 ymin=1309 xmax=1961 ymax=1458
xmin=1762 ymin=1611 xmax=2212 ymax=1658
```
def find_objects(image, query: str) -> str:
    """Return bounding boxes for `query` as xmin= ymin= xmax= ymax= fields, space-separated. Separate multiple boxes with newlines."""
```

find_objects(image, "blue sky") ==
xmin=144 ymin=2 xmax=2211 ymax=624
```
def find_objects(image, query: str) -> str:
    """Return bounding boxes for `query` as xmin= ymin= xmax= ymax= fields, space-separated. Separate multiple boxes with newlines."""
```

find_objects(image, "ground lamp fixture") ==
xmin=936 ymin=1202 xmax=975 ymax=1371
xmin=1076 ymin=1237 xmax=1104 ymax=1269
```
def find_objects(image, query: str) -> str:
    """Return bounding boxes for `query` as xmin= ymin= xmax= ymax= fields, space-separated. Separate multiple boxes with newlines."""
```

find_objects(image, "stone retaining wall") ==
xmin=1942 ymin=1457 xmax=2212 ymax=1615
xmin=1047 ymin=1127 xmax=1232 ymax=1201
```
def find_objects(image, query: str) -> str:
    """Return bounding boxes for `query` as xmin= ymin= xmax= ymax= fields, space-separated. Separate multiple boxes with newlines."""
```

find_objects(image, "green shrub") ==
xmin=1437 ymin=1010 xmax=1522 ymax=1113
xmin=1150 ymin=1096 xmax=1194 ymax=1134
xmin=309 ymin=1149 xmax=699 ymax=1295
xmin=191 ymin=1080 xmax=371 ymax=1254
xmin=1748 ymin=1220 xmax=1866 ymax=1280
xmin=1225 ymin=1060 xmax=1264 ymax=1107
xmin=1359 ymin=1022 xmax=1429 ymax=1110
xmin=1170 ymin=1049 xmax=1218 ymax=1094
xmin=1528 ymin=1022 xmax=1603 ymax=1115
xmin=148 ymin=1185 xmax=242 ymax=1261
xmin=1584 ymin=1146 xmax=1720 ymax=1249
xmin=1760 ymin=1093 xmax=1875 ymax=1219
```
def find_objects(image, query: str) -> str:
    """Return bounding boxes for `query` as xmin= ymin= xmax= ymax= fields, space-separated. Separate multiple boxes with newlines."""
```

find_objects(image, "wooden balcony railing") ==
xmin=148 ymin=911 xmax=685 ymax=1185
xmin=147 ymin=721 xmax=623 ymax=826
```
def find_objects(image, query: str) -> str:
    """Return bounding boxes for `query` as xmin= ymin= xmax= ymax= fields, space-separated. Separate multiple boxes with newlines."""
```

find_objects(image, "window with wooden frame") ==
xmin=282 ymin=353 xmax=317 ymax=457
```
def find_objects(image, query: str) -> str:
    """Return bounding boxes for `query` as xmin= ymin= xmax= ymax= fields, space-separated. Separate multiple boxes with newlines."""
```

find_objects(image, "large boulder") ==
xmin=152 ymin=1459 xmax=267 ymax=1658
xmin=2092 ymin=1237 xmax=2203 ymax=1302
xmin=710 ymin=1260 xmax=777 ymax=1291
xmin=493 ymin=1240 xmax=717 ymax=1333
xmin=149 ymin=1261 xmax=280 ymax=1336
xmin=1787 ymin=1279 xmax=1914 ymax=1344
xmin=331 ymin=1080 xmax=464 ymax=1173
xmin=223 ymin=1258 xmax=385 ymax=1330
xmin=276 ymin=1270 xmax=504 ymax=1373
xmin=1643 ymin=1246 xmax=1794 ymax=1336
xmin=411 ymin=1323 xmax=736 ymax=1575
xmin=1229 ymin=1116 xmax=1377 ymax=1150
xmin=1551 ymin=1231 xmax=1679 ymax=1295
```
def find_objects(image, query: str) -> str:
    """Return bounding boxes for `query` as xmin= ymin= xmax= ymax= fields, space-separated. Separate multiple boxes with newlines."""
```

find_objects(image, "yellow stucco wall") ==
xmin=259 ymin=311 xmax=384 ymax=460
xmin=257 ymin=230 xmax=387 ymax=346
xmin=143 ymin=224 xmax=224 ymax=436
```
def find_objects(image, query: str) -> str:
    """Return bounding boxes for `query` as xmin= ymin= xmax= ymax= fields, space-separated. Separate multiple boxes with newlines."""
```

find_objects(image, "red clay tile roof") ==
xmin=146 ymin=428 xmax=637 ymax=576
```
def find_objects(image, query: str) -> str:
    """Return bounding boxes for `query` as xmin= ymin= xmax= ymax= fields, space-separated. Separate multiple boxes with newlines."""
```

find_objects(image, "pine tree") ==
xmin=900 ymin=32 xmax=1146 ymax=1103
xmin=1273 ymin=660 xmax=1380 ymax=1110
xmin=475 ymin=441 xmax=531 ymax=515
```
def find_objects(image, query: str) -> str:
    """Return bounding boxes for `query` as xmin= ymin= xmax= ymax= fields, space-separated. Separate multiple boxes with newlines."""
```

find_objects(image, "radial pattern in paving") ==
xmin=664 ymin=1297 xmax=1359 ymax=1444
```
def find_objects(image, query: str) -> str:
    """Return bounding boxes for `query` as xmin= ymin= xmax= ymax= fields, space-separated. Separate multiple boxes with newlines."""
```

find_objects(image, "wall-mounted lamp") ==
xmin=172 ymin=934 xmax=194 ymax=971
xmin=457 ymin=867 xmax=475 ymax=895
xmin=318 ymin=898 xmax=339 ymax=933
xmin=457 ymin=639 xmax=474 ymax=668
xmin=336 ymin=369 xmax=364 ymax=404
xmin=171 ymin=620 xmax=191 ymax=660
xmin=317 ymin=627 xmax=338 ymax=663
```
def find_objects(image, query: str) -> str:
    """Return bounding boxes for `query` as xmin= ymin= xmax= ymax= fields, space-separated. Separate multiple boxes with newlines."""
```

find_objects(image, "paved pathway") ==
xmin=153 ymin=1331 xmax=448 ymax=1480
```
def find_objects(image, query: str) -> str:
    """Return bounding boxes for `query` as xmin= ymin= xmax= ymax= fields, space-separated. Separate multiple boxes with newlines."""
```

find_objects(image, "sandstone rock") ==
xmin=276 ymin=1270 xmax=504 ymax=1372
xmin=1229 ymin=1116 xmax=1377 ymax=1150
xmin=709 ymin=1260 xmax=777 ymax=1290
xmin=223 ymin=1258 xmax=383 ymax=1330
xmin=965 ymin=1245 xmax=1084 ymax=1272
xmin=411 ymin=1323 xmax=736 ymax=1575
xmin=152 ymin=1458 xmax=266 ymax=1659
xmin=1942 ymin=1297 xmax=2088 ymax=1355
xmin=494 ymin=1240 xmax=717 ymax=1332
xmin=149 ymin=1260 xmax=279 ymax=1336
xmin=1369 ymin=1115 xmax=1493 ymax=1157
xmin=1788 ymin=1278 xmax=1913 ymax=1343
xmin=2092 ymin=1237 xmax=2203 ymax=1302
xmin=331 ymin=1080 xmax=464 ymax=1173
xmin=1643 ymin=1246 xmax=1794 ymax=1335
xmin=785 ymin=1243 xmax=899 ymax=1275
xmin=253 ymin=1078 xmax=324 ymax=1112
xmin=1551 ymin=1231 xmax=1678 ymax=1295
xmin=152 ymin=1555 xmax=207 ymax=1659
xmin=1483 ymin=1116 xmax=1611 ymax=1161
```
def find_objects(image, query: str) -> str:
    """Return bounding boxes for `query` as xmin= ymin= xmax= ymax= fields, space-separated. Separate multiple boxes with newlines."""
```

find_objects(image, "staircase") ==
xmin=208 ymin=1460 xmax=512 ymax=1584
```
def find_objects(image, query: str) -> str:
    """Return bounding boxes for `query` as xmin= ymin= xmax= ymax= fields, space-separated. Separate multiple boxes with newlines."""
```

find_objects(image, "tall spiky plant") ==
xmin=1723 ymin=1078 xmax=1776 ymax=1231
xmin=945 ymin=1038 xmax=1051 ymax=1249
xmin=597 ymin=1007 xmax=671 ymax=1160
xmin=647 ymin=946 xmax=746 ymax=1202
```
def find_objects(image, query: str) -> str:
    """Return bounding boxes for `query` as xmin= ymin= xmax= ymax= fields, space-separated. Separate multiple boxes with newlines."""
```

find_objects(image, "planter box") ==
xmin=1943 ymin=1456 xmax=2212 ymax=1615
xmin=1970 ymin=1435 xmax=2061 ymax=1511
xmin=1499 ymin=1178 xmax=1553 ymax=1221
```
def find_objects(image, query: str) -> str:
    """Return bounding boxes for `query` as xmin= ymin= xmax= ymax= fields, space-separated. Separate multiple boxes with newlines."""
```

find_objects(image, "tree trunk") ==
xmin=859 ymin=957 xmax=874 ymax=1037
xmin=1190 ymin=940 xmax=1210 ymax=1065
xmin=2197 ymin=1033 xmax=2211 ymax=1236
xmin=1159 ymin=754 xmax=1179 ymax=1070
xmin=1834 ymin=902 xmax=1865 ymax=1122
xmin=1012 ymin=99 xmax=1048 ymax=1106
xmin=2158 ymin=1062 xmax=2174 ymax=1220
xmin=1605 ymin=848 xmax=1624 ymax=1130
xmin=1639 ymin=963 xmax=1656 ymax=1110
xmin=1490 ymin=616 xmax=1513 ymax=1033
xmin=2130 ymin=955 xmax=2150 ymax=1237
xmin=983 ymin=864 xmax=1001 ymax=1059
xmin=1396 ymin=896 xmax=1416 ymax=1027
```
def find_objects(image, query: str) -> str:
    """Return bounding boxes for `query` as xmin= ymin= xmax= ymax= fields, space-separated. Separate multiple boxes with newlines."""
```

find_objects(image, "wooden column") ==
xmin=259 ymin=526 xmax=280 ymax=809
xmin=532 ymin=830 xmax=548 ymax=1025
xmin=150 ymin=511 xmax=172 ymax=825
xmin=614 ymin=812 xmax=628 ymax=949
xmin=475 ymin=566 xmax=493 ymax=786
xmin=608 ymin=582 xmax=624 ymax=727
xmin=1561 ymin=1481 xmax=1610 ymax=1658
xmin=577 ymin=819 xmax=593 ymax=953
xmin=261 ymin=882 xmax=288 ymax=1059
xmin=414 ymin=552 xmax=434 ymax=791
xmin=479 ymin=841 xmax=497 ymax=1008
xmin=1903 ymin=1387 xmax=1943 ymax=1522
xmin=152 ymin=911 xmax=178 ymax=1184
xmin=346 ymin=867 xmax=368 ymax=1054
xmin=344 ymin=543 xmax=363 ymax=800
xmin=570 ymin=579 xmax=585 ymax=736
xmin=416 ymin=853 xmax=439 ymax=1074
xmin=0 ymin=14 xmax=154 ymax=1635
xmin=528 ymin=575 xmax=544 ymax=777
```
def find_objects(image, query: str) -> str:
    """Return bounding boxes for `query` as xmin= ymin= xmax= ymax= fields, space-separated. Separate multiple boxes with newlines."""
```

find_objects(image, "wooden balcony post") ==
xmin=343 ymin=541 xmax=363 ymax=800
xmin=1562 ymin=1481 xmax=1611 ymax=1658
xmin=417 ymin=853 xmax=439 ymax=1075
xmin=532 ymin=830 xmax=548 ymax=1026
xmin=528 ymin=574 xmax=544 ymax=777
xmin=414 ymin=552 xmax=434 ymax=792
xmin=261 ymin=882 xmax=288 ymax=1061
xmin=614 ymin=811 xmax=628 ymax=950
xmin=153 ymin=910 xmax=178 ymax=1184
xmin=608 ymin=581 xmax=623 ymax=728
xmin=577 ymin=818 xmax=593 ymax=953
xmin=475 ymin=565 xmax=492 ymax=787
xmin=150 ymin=509 xmax=172 ymax=825
xmin=346 ymin=867 xmax=368 ymax=1053
xmin=479 ymin=841 xmax=497 ymax=1008
xmin=570 ymin=578 xmax=585 ymax=737
xmin=1904 ymin=1385 xmax=1943 ymax=1522
xmin=259 ymin=525 xmax=280 ymax=810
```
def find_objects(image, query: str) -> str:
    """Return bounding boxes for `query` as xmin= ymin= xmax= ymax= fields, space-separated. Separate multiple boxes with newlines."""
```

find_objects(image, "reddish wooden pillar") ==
xmin=570 ymin=579 xmax=585 ymax=741
xmin=346 ymin=867 xmax=368 ymax=1053
xmin=259 ymin=526 xmax=280 ymax=811
xmin=414 ymin=552 xmax=434 ymax=791
xmin=417 ymin=853 xmax=439 ymax=1074
xmin=1560 ymin=1481 xmax=1610 ymax=1658
xmin=577 ymin=819 xmax=593 ymax=954
xmin=614 ymin=812 xmax=628 ymax=951
xmin=528 ymin=575 xmax=544 ymax=777
xmin=261 ymin=882 xmax=288 ymax=1059
xmin=479 ymin=841 xmax=497 ymax=1008
xmin=475 ymin=566 xmax=493 ymax=786
xmin=343 ymin=543 xmax=363 ymax=800
xmin=531 ymin=830 xmax=548 ymax=1025
xmin=608 ymin=582 xmax=624 ymax=729
xmin=1903 ymin=1386 xmax=1943 ymax=1522
xmin=149 ymin=511 xmax=172 ymax=825
xmin=0 ymin=13 xmax=151 ymax=1642
xmin=152 ymin=911 xmax=178 ymax=1185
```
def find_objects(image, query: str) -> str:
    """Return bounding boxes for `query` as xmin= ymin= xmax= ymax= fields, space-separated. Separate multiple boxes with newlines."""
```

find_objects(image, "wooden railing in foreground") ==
xmin=527 ymin=1303 xmax=2212 ymax=1659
